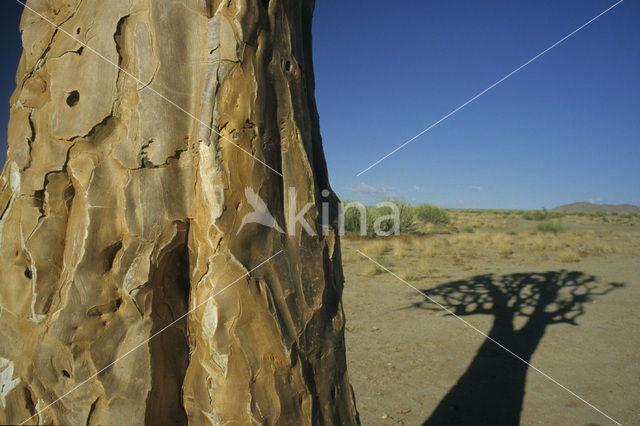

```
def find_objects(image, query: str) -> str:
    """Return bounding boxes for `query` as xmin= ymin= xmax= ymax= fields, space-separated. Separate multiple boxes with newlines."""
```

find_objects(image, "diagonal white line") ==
xmin=19 ymin=250 xmax=284 ymax=425
xmin=357 ymin=250 xmax=622 ymax=426
xmin=15 ymin=0 xmax=283 ymax=177
xmin=356 ymin=0 xmax=624 ymax=176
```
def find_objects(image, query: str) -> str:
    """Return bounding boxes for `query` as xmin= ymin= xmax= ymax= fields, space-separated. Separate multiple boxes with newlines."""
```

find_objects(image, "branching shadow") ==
xmin=411 ymin=270 xmax=624 ymax=426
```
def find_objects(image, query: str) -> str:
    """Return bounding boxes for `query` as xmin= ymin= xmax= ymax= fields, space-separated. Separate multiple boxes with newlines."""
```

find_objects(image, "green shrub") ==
xmin=537 ymin=222 xmax=565 ymax=234
xmin=341 ymin=201 xmax=367 ymax=235
xmin=365 ymin=205 xmax=387 ymax=237
xmin=341 ymin=199 xmax=418 ymax=237
xmin=521 ymin=208 xmax=565 ymax=221
xmin=372 ymin=199 xmax=418 ymax=236
xmin=341 ymin=198 xmax=452 ymax=236
xmin=413 ymin=203 xmax=450 ymax=225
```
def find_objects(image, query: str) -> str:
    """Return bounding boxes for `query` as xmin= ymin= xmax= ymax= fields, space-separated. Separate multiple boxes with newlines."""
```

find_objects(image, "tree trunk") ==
xmin=0 ymin=0 xmax=358 ymax=424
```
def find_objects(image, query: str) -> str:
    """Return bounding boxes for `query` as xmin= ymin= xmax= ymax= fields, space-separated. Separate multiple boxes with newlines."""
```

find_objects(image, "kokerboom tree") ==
xmin=0 ymin=1 xmax=359 ymax=424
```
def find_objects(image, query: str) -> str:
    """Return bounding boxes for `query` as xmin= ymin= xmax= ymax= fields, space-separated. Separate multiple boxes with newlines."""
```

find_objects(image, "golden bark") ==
xmin=0 ymin=0 xmax=358 ymax=424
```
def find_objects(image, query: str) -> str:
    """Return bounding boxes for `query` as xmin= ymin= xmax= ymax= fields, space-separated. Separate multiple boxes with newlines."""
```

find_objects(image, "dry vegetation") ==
xmin=342 ymin=209 xmax=638 ymax=281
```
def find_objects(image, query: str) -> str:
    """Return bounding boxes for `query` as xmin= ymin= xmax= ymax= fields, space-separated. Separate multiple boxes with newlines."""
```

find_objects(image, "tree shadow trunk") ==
xmin=425 ymin=314 xmax=546 ymax=425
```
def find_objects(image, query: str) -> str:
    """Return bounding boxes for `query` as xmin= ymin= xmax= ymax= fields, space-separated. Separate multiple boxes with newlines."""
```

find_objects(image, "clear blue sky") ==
xmin=2 ymin=1 xmax=639 ymax=209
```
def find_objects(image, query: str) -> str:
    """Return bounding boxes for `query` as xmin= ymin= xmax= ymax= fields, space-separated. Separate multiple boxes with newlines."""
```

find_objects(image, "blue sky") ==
xmin=314 ymin=0 xmax=640 ymax=208
xmin=0 ymin=1 xmax=22 ymax=167
xmin=2 ymin=1 xmax=639 ymax=209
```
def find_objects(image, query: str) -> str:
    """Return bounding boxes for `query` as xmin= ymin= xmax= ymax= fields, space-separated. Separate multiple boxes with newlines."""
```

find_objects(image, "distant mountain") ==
xmin=552 ymin=202 xmax=640 ymax=213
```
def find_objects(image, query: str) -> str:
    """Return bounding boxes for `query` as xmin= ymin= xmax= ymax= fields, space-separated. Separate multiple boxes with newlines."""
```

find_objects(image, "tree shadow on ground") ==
xmin=411 ymin=270 xmax=624 ymax=426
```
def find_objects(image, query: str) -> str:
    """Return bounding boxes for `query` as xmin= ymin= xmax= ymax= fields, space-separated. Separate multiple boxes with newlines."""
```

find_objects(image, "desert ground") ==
xmin=340 ymin=211 xmax=639 ymax=425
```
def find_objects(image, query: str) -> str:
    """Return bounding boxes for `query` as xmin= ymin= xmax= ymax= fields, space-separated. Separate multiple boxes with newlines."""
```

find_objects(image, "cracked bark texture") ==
xmin=0 ymin=0 xmax=359 ymax=424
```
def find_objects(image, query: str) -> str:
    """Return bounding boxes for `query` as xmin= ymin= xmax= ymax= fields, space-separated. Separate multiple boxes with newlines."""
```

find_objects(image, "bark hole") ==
xmin=63 ymin=184 xmax=75 ymax=210
xmin=205 ymin=0 xmax=214 ymax=18
xmin=23 ymin=388 xmax=35 ymax=416
xmin=102 ymin=240 xmax=123 ymax=272
xmin=33 ymin=189 xmax=45 ymax=213
xmin=144 ymin=222 xmax=190 ymax=425
xmin=66 ymin=91 xmax=80 ymax=107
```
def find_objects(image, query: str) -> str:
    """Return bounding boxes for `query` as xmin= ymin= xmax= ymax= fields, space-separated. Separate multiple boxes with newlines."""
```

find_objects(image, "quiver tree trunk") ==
xmin=0 ymin=0 xmax=359 ymax=424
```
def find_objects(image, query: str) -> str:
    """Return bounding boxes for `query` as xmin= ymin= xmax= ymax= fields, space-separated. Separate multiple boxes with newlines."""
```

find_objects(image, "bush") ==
xmin=522 ymin=208 xmax=561 ymax=221
xmin=461 ymin=224 xmax=474 ymax=233
xmin=341 ymin=201 xmax=366 ymax=235
xmin=413 ymin=203 xmax=450 ymax=225
xmin=537 ymin=222 xmax=565 ymax=234
xmin=341 ymin=199 xmax=450 ymax=237
xmin=371 ymin=199 xmax=418 ymax=236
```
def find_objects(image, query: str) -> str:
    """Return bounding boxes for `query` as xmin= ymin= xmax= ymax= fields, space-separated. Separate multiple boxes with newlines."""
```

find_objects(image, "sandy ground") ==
xmin=341 ymin=220 xmax=639 ymax=425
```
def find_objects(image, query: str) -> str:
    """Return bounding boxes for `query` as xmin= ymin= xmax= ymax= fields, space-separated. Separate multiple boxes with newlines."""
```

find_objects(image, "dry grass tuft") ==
xmin=421 ymin=239 xmax=438 ymax=258
xmin=392 ymin=239 xmax=410 ymax=257
xmin=450 ymin=232 xmax=488 ymax=251
xmin=398 ymin=269 xmax=419 ymax=281
xmin=588 ymin=243 xmax=622 ymax=256
xmin=491 ymin=233 xmax=514 ymax=258
xmin=363 ymin=256 xmax=390 ymax=275
xmin=364 ymin=240 xmax=390 ymax=256
xmin=417 ymin=263 xmax=431 ymax=277
xmin=491 ymin=233 xmax=513 ymax=246
xmin=427 ymin=269 xmax=450 ymax=279
xmin=523 ymin=235 xmax=547 ymax=251
xmin=546 ymin=236 xmax=565 ymax=251
xmin=557 ymin=249 xmax=580 ymax=263
xmin=497 ymin=244 xmax=513 ymax=258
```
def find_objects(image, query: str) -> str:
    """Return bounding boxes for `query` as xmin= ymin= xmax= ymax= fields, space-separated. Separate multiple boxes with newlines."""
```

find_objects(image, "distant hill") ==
xmin=552 ymin=202 xmax=640 ymax=213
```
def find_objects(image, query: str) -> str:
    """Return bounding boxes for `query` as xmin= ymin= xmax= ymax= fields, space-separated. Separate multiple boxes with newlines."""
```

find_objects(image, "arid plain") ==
xmin=340 ymin=211 xmax=639 ymax=425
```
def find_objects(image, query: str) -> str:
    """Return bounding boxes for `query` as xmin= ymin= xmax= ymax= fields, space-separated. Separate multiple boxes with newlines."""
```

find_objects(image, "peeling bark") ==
xmin=0 ymin=0 xmax=358 ymax=425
